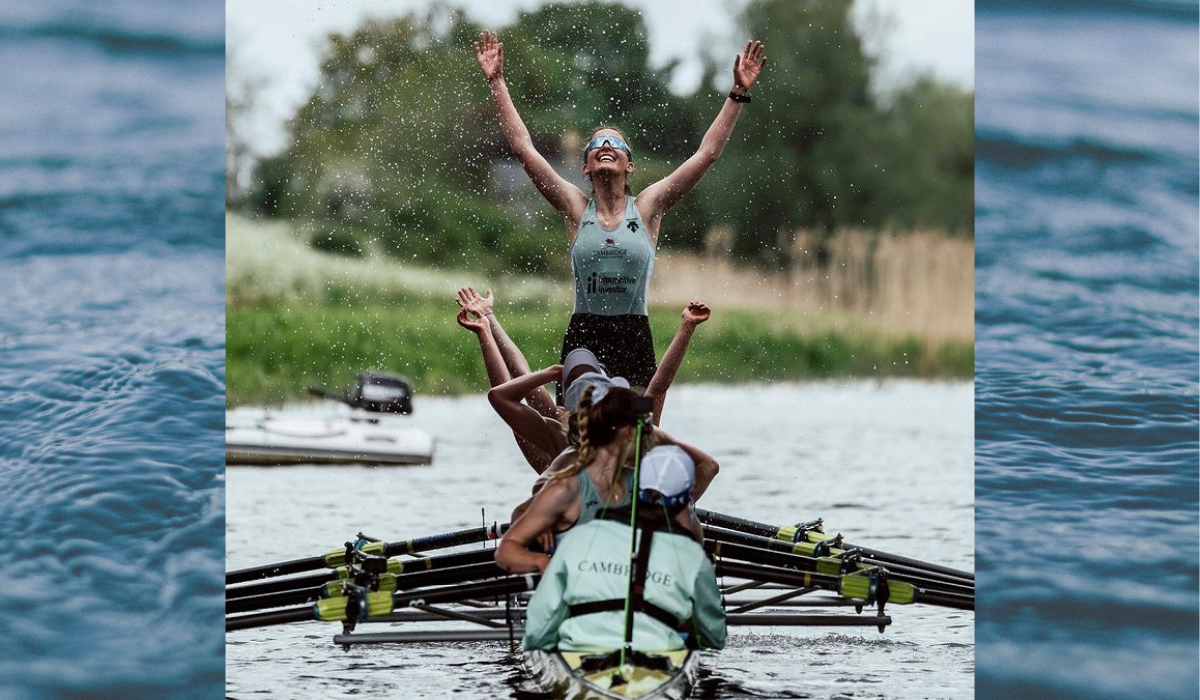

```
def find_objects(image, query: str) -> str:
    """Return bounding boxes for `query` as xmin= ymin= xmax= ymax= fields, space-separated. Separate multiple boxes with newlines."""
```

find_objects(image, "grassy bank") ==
xmin=227 ymin=298 xmax=972 ymax=406
xmin=226 ymin=213 xmax=972 ymax=406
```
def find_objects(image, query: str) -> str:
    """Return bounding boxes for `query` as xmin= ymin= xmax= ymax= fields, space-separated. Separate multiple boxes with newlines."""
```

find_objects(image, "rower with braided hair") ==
xmin=496 ymin=384 xmax=715 ymax=575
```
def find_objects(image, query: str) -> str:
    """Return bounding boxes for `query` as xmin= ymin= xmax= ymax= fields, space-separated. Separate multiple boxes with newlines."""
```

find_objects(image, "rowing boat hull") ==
xmin=523 ymin=649 xmax=696 ymax=700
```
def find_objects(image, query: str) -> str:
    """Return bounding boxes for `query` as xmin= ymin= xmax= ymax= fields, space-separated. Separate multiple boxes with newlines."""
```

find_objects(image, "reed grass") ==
xmin=226 ymin=214 xmax=973 ymax=406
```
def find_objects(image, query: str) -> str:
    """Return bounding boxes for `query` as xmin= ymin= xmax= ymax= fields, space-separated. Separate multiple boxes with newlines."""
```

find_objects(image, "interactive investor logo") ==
xmin=587 ymin=271 xmax=635 ymax=295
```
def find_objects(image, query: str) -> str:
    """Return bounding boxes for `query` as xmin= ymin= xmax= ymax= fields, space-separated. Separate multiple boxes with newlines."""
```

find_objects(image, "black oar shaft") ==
xmin=227 ymin=561 xmax=506 ymax=615
xmin=698 ymin=509 xmax=813 ymax=539
xmin=227 ymin=571 xmax=334 ymax=601
xmin=380 ymin=524 xmax=507 ymax=559
xmin=911 ymin=588 xmax=974 ymax=611
xmin=226 ymin=523 xmax=505 ymax=585
xmin=698 ymin=509 xmax=974 ymax=582
xmin=226 ymin=548 xmax=497 ymax=601
xmin=226 ymin=554 xmax=326 ymax=586
xmin=704 ymin=528 xmax=974 ymax=597
xmin=227 ymin=607 xmax=311 ymax=631
xmin=227 ymin=573 xmax=541 ymax=632
xmin=391 ymin=574 xmax=540 ymax=609
xmin=716 ymin=559 xmax=842 ymax=593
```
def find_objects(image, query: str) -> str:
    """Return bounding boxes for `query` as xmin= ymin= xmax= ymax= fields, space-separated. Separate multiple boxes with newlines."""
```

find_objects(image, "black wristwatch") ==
xmin=728 ymin=91 xmax=751 ymax=104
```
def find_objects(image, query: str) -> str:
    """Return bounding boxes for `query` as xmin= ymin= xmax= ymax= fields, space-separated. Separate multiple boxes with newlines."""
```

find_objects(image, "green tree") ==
xmin=246 ymin=0 xmax=973 ymax=271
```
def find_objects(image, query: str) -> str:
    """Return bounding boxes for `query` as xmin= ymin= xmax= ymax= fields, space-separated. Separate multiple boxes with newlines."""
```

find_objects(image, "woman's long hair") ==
xmin=554 ymin=385 xmax=653 ymax=493
xmin=585 ymin=125 xmax=634 ymax=196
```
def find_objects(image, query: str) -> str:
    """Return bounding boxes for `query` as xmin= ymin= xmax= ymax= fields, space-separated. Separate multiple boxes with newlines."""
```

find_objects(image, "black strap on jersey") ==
xmin=595 ymin=506 xmax=682 ymax=535
xmin=567 ymin=598 xmax=687 ymax=633
xmin=583 ymin=505 xmax=703 ymax=647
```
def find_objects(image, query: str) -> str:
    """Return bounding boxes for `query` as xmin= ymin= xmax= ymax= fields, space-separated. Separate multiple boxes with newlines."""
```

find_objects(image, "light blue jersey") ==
xmin=523 ymin=518 xmax=726 ymax=653
xmin=571 ymin=197 xmax=655 ymax=316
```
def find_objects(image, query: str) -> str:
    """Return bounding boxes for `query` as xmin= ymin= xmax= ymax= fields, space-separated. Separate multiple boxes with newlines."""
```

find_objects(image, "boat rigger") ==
xmin=226 ymin=509 xmax=973 ymax=699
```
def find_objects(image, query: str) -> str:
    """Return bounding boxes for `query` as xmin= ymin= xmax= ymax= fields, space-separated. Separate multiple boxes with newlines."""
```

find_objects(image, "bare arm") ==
xmin=457 ymin=307 xmax=509 ymax=387
xmin=459 ymin=287 xmax=556 ymax=419
xmin=488 ymin=365 xmax=567 ymax=462
xmin=475 ymin=31 xmax=587 ymax=223
xmin=459 ymin=302 xmax=554 ymax=471
xmin=637 ymin=41 xmax=765 ymax=238
xmin=646 ymin=301 xmax=711 ymax=425
xmin=495 ymin=478 xmax=578 ymax=574
xmin=653 ymin=428 xmax=719 ymax=501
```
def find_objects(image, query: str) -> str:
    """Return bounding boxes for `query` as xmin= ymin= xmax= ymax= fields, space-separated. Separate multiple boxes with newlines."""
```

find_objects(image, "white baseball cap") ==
xmin=562 ymin=347 xmax=605 ymax=386
xmin=564 ymin=371 xmax=630 ymax=412
xmin=638 ymin=445 xmax=695 ymax=504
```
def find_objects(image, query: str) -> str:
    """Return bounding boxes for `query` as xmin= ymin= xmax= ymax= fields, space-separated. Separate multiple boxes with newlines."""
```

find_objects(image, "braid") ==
xmin=552 ymin=385 xmax=648 ymax=495
xmin=553 ymin=385 xmax=597 ymax=481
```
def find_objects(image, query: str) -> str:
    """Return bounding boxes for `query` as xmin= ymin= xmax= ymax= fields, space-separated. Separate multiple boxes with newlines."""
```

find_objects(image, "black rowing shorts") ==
xmin=558 ymin=313 xmax=657 ymax=405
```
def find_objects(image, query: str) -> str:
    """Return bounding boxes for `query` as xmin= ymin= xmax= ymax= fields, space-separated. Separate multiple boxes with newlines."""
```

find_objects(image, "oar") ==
xmin=702 ymin=525 xmax=974 ymax=595
xmin=697 ymin=509 xmax=974 ymax=582
xmin=227 ymin=548 xmax=497 ymax=601
xmin=226 ymin=574 xmax=540 ymax=631
xmin=706 ymin=539 xmax=974 ymax=605
xmin=226 ymin=523 xmax=507 ymax=585
xmin=227 ymin=561 xmax=505 ymax=615
xmin=715 ymin=559 xmax=974 ymax=612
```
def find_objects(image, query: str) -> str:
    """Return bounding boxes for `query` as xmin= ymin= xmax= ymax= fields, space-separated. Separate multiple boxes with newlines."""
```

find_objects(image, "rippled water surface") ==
xmin=228 ymin=381 xmax=973 ymax=699
xmin=975 ymin=2 xmax=1199 ymax=699
xmin=0 ymin=2 xmax=224 ymax=698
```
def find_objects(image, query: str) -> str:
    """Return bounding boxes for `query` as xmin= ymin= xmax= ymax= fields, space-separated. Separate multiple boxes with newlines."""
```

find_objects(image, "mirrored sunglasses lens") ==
xmin=586 ymin=136 xmax=629 ymax=154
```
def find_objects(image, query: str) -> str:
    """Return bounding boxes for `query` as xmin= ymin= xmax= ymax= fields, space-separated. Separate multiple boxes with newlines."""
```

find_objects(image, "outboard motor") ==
xmin=308 ymin=370 xmax=415 ymax=415
xmin=351 ymin=371 xmax=414 ymax=414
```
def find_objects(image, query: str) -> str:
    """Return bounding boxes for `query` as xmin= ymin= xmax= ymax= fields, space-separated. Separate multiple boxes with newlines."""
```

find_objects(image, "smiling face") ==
xmin=583 ymin=127 xmax=634 ymax=184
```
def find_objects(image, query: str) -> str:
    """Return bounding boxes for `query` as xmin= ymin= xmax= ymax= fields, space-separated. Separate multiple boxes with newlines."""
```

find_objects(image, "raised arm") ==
xmin=488 ymin=365 xmax=568 ymax=466
xmin=475 ymin=31 xmax=587 ymax=223
xmin=456 ymin=306 xmax=509 ymax=387
xmin=646 ymin=301 xmax=711 ymax=425
xmin=652 ymin=427 xmax=719 ymax=501
xmin=637 ymin=41 xmax=765 ymax=237
xmin=459 ymin=287 xmax=556 ymax=420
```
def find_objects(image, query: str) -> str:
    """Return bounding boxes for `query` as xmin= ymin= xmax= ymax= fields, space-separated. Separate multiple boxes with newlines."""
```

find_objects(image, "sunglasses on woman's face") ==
xmin=583 ymin=135 xmax=632 ymax=159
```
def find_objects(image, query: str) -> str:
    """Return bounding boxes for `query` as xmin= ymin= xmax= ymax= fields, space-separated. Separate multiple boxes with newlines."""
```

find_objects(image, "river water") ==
xmin=0 ymin=2 xmax=225 ymax=699
xmin=975 ymin=2 xmax=1199 ymax=699
xmin=227 ymin=380 xmax=973 ymax=699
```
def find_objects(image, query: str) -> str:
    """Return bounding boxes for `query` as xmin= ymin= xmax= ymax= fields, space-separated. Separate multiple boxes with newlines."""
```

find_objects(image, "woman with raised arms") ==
xmin=474 ymin=31 xmax=765 ymax=401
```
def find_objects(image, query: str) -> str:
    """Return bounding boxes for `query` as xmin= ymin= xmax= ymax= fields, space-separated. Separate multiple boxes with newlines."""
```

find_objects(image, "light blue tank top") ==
xmin=574 ymin=470 xmax=636 ymax=528
xmin=571 ymin=197 xmax=655 ymax=316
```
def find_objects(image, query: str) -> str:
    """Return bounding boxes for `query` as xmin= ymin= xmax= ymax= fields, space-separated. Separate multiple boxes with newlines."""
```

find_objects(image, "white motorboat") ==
xmin=226 ymin=371 xmax=434 ymax=466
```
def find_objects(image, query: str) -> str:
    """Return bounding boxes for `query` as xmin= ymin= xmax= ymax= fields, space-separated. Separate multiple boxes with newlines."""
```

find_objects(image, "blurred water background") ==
xmin=975 ymin=1 xmax=1199 ymax=698
xmin=0 ymin=2 xmax=225 ymax=698
xmin=227 ymin=382 xmax=974 ymax=699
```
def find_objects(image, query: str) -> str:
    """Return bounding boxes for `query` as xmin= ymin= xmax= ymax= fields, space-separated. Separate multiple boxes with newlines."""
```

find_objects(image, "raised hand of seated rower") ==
xmin=457 ymin=286 xmax=494 ymax=318
xmin=456 ymin=307 xmax=489 ymax=335
xmin=682 ymin=301 xmax=710 ymax=326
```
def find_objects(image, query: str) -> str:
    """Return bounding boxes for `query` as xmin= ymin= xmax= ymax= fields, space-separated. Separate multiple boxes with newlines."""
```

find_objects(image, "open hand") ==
xmin=733 ymin=40 xmax=766 ymax=93
xmin=474 ymin=31 xmax=503 ymax=81
xmin=456 ymin=307 xmax=488 ymax=334
xmin=682 ymin=301 xmax=711 ymax=326
xmin=456 ymin=286 xmax=494 ymax=317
